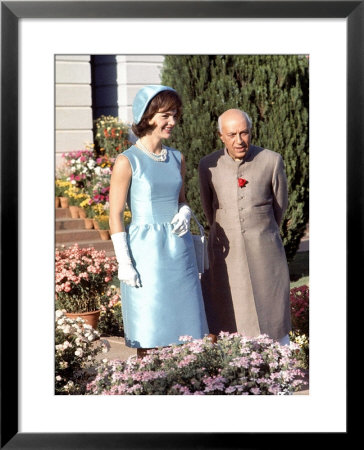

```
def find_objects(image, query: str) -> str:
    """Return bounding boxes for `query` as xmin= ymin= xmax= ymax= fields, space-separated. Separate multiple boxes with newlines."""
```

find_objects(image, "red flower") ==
xmin=238 ymin=177 xmax=247 ymax=188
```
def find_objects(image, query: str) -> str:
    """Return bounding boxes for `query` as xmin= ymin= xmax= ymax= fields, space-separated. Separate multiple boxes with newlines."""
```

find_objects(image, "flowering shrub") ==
xmin=123 ymin=208 xmax=132 ymax=225
xmin=55 ymin=310 xmax=109 ymax=395
xmin=55 ymin=244 xmax=117 ymax=313
xmin=289 ymin=285 xmax=309 ymax=368
xmin=89 ymin=178 xmax=110 ymax=206
xmin=98 ymin=285 xmax=124 ymax=336
xmin=86 ymin=333 xmax=306 ymax=395
xmin=62 ymin=150 xmax=97 ymax=189
xmin=55 ymin=179 xmax=72 ymax=197
xmin=289 ymin=331 xmax=309 ymax=369
xmin=79 ymin=194 xmax=95 ymax=218
xmin=63 ymin=184 xmax=88 ymax=206
xmin=290 ymin=285 xmax=309 ymax=336
xmin=94 ymin=214 xmax=110 ymax=230
xmin=95 ymin=154 xmax=114 ymax=169
xmin=94 ymin=115 xmax=131 ymax=158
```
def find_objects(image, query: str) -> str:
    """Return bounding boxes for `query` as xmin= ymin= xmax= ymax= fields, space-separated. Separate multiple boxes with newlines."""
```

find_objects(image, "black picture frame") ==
xmin=1 ymin=1 xmax=357 ymax=448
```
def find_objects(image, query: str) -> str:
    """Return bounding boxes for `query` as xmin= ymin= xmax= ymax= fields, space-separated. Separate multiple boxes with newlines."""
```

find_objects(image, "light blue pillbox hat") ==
xmin=132 ymin=85 xmax=176 ymax=125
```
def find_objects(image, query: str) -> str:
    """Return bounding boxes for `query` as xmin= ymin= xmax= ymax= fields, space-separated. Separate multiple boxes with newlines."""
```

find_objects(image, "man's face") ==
xmin=219 ymin=111 xmax=251 ymax=160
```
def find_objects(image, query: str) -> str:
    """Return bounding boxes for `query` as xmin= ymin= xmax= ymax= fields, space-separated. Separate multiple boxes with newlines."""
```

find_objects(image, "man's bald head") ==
xmin=217 ymin=109 xmax=252 ymax=161
xmin=217 ymin=109 xmax=252 ymax=133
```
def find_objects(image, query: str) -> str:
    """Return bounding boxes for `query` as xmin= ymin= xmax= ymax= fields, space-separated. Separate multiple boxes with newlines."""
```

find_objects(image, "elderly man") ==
xmin=199 ymin=109 xmax=291 ymax=345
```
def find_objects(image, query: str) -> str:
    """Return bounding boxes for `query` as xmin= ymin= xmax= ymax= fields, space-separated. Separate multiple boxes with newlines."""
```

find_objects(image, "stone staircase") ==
xmin=56 ymin=207 xmax=115 ymax=257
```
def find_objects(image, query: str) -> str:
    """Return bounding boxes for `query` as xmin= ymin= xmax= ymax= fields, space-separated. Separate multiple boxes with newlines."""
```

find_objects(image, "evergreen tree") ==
xmin=162 ymin=55 xmax=309 ymax=261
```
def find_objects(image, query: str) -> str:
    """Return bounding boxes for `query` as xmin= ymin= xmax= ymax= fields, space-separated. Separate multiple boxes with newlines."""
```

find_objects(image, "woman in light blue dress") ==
xmin=109 ymin=85 xmax=209 ymax=358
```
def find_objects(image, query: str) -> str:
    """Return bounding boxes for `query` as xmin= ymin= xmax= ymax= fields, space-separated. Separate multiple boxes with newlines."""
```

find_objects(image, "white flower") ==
xmin=56 ymin=376 xmax=62 ymax=381
xmin=64 ymin=381 xmax=74 ymax=391
xmin=62 ymin=325 xmax=71 ymax=334
xmin=75 ymin=348 xmax=83 ymax=357
xmin=55 ymin=310 xmax=64 ymax=320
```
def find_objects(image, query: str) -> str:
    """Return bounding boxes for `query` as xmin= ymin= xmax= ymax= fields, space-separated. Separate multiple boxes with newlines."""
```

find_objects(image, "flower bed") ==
xmin=86 ymin=333 xmax=306 ymax=395
xmin=55 ymin=244 xmax=117 ymax=313
xmin=289 ymin=285 xmax=309 ymax=368
xmin=55 ymin=310 xmax=109 ymax=394
xmin=98 ymin=284 xmax=124 ymax=336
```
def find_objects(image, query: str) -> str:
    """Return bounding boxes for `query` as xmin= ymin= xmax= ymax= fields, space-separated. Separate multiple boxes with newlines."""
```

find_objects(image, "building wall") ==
xmin=55 ymin=55 xmax=94 ymax=166
xmin=55 ymin=54 xmax=164 ymax=165
xmin=116 ymin=55 xmax=165 ymax=124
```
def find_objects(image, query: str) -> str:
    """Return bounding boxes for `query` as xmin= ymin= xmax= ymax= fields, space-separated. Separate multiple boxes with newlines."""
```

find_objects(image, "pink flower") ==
xmin=250 ymin=388 xmax=261 ymax=395
xmin=178 ymin=335 xmax=193 ymax=342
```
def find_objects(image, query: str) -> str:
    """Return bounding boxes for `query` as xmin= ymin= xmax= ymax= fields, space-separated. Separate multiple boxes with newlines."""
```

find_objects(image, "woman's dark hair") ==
xmin=132 ymin=90 xmax=182 ymax=138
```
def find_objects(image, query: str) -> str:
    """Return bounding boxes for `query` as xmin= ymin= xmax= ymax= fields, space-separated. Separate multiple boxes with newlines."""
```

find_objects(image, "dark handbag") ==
xmin=190 ymin=211 xmax=209 ymax=274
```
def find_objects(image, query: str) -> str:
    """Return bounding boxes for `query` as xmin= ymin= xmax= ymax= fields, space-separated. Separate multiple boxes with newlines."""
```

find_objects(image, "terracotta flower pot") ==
xmin=69 ymin=205 xmax=80 ymax=219
xmin=84 ymin=218 xmax=94 ymax=229
xmin=98 ymin=229 xmax=110 ymax=240
xmin=60 ymin=197 xmax=69 ymax=208
xmin=93 ymin=219 xmax=100 ymax=230
xmin=78 ymin=207 xmax=87 ymax=219
xmin=65 ymin=310 xmax=101 ymax=329
xmin=55 ymin=197 xmax=60 ymax=208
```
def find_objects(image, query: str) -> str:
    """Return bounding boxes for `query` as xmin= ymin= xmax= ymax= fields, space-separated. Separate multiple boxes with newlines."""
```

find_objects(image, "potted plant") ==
xmin=55 ymin=181 xmax=64 ymax=208
xmin=63 ymin=185 xmax=88 ymax=219
xmin=56 ymin=179 xmax=72 ymax=208
xmin=94 ymin=214 xmax=110 ymax=240
xmin=123 ymin=207 xmax=132 ymax=226
xmin=79 ymin=197 xmax=94 ymax=229
xmin=61 ymin=149 xmax=96 ymax=190
xmin=55 ymin=243 xmax=118 ymax=328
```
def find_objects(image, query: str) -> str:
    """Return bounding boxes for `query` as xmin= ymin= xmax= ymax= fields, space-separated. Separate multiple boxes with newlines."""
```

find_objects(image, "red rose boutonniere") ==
xmin=238 ymin=177 xmax=247 ymax=188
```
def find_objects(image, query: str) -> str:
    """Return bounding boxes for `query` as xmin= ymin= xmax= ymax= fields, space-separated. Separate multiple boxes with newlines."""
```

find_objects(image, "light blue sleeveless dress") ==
xmin=120 ymin=145 xmax=209 ymax=348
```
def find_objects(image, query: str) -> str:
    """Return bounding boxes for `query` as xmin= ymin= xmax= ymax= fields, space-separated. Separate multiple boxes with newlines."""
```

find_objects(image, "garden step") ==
xmin=56 ymin=218 xmax=86 ymax=230
xmin=56 ymin=239 xmax=115 ymax=255
xmin=56 ymin=229 xmax=101 ymax=243
xmin=55 ymin=207 xmax=72 ymax=218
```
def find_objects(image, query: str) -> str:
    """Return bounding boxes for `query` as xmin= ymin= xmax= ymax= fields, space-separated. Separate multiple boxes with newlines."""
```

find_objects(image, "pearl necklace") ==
xmin=136 ymin=140 xmax=168 ymax=162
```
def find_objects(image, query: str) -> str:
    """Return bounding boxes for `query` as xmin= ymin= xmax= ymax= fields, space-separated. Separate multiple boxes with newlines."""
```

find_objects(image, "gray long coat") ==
xmin=199 ymin=145 xmax=291 ymax=341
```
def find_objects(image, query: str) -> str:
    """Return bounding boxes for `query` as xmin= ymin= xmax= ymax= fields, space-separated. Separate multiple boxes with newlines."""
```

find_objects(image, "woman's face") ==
xmin=148 ymin=109 xmax=178 ymax=140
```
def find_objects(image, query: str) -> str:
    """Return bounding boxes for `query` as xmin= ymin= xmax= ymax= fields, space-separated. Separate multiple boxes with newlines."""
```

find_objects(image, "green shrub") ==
xmin=162 ymin=55 xmax=309 ymax=261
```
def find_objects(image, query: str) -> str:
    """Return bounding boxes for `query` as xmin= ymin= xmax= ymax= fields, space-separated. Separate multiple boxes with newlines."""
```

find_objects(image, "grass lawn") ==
xmin=289 ymin=250 xmax=309 ymax=288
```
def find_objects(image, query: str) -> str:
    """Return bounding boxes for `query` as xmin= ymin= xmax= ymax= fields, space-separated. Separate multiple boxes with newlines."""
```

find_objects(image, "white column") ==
xmin=116 ymin=55 xmax=165 ymax=126
xmin=55 ymin=55 xmax=93 ymax=167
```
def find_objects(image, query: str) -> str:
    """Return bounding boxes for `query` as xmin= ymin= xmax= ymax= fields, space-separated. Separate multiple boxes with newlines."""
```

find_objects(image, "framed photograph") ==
xmin=2 ymin=0 xmax=358 ymax=447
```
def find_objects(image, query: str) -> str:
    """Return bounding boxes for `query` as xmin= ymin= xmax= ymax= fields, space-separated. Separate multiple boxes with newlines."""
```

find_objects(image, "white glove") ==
xmin=111 ymin=232 xmax=141 ymax=287
xmin=171 ymin=203 xmax=191 ymax=237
